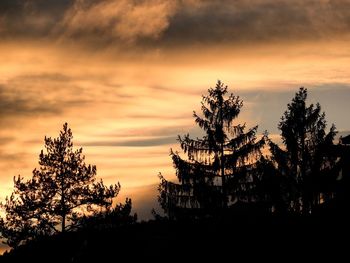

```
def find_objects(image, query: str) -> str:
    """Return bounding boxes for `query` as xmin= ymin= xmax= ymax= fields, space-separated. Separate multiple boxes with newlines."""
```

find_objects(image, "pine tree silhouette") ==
xmin=158 ymin=81 xmax=266 ymax=219
xmin=0 ymin=123 xmax=120 ymax=248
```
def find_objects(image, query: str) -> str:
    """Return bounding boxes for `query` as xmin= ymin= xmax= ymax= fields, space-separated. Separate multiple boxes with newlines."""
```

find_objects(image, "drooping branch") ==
xmin=225 ymin=137 xmax=265 ymax=167
xmin=225 ymin=125 xmax=258 ymax=150
xmin=171 ymin=150 xmax=219 ymax=184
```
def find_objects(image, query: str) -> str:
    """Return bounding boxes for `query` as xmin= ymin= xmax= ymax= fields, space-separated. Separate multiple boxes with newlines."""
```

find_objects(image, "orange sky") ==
xmin=1 ymin=1 xmax=350 ymax=236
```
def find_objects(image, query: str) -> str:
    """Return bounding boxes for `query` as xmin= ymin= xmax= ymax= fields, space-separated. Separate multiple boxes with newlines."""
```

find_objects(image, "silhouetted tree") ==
xmin=78 ymin=198 xmax=137 ymax=230
xmin=158 ymin=81 xmax=266 ymax=219
xmin=0 ymin=123 xmax=120 ymax=248
xmin=268 ymin=88 xmax=338 ymax=214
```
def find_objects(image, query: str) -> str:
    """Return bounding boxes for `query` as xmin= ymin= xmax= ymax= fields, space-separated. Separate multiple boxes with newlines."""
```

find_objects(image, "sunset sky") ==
xmin=1 ymin=0 xmax=350 ymax=229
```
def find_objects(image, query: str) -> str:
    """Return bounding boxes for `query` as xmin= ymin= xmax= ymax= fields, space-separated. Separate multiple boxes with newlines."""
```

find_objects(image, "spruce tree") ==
xmin=268 ymin=87 xmax=338 ymax=214
xmin=158 ymin=81 xmax=266 ymax=218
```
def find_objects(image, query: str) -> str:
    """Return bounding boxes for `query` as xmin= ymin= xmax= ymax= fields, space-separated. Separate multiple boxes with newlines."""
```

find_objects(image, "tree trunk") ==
xmin=221 ymin=145 xmax=227 ymax=208
xmin=219 ymin=104 xmax=227 ymax=209
xmin=61 ymin=170 xmax=66 ymax=233
xmin=301 ymin=131 xmax=309 ymax=215
xmin=62 ymin=214 xmax=66 ymax=233
xmin=61 ymin=191 xmax=66 ymax=233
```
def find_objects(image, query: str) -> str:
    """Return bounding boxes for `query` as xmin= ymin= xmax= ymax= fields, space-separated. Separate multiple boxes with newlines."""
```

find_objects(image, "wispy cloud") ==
xmin=58 ymin=0 xmax=177 ymax=43
xmin=0 ymin=0 xmax=71 ymax=38
xmin=81 ymin=136 xmax=177 ymax=147
xmin=0 ymin=73 xmax=91 ymax=125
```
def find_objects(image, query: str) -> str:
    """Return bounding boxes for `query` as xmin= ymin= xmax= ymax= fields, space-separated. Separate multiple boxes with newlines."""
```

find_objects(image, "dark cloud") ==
xmin=2 ymin=0 xmax=350 ymax=47
xmin=0 ymin=151 xmax=27 ymax=163
xmin=0 ymin=0 xmax=72 ymax=38
xmin=0 ymin=73 xmax=91 ymax=123
xmin=16 ymin=73 xmax=72 ymax=82
xmin=0 ymin=0 xmax=71 ymax=13
xmin=126 ymin=113 xmax=189 ymax=120
xmin=81 ymin=136 xmax=177 ymax=147
xmin=164 ymin=0 xmax=350 ymax=46
xmin=0 ymin=85 xmax=61 ymax=118
xmin=102 ymin=126 xmax=190 ymax=138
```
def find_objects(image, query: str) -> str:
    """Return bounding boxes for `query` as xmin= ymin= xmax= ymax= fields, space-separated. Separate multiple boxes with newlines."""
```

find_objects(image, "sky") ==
xmin=1 ymin=0 xmax=350 ymax=239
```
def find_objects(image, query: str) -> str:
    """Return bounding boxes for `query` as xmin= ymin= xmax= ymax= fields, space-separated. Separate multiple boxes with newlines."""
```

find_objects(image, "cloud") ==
xmin=164 ymin=0 xmax=350 ymax=46
xmin=0 ymin=73 xmax=93 ymax=125
xmin=0 ymin=136 xmax=14 ymax=145
xmin=2 ymin=0 xmax=350 ymax=48
xmin=0 ymin=136 xmax=18 ymax=169
xmin=0 ymin=0 xmax=71 ymax=38
xmin=51 ymin=0 xmax=177 ymax=43
xmin=81 ymin=136 xmax=177 ymax=147
xmin=0 ymin=84 xmax=61 ymax=118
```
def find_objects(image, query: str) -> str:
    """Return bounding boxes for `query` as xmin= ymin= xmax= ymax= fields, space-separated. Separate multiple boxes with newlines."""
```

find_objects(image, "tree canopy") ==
xmin=268 ymin=87 xmax=339 ymax=214
xmin=158 ymin=81 xmax=266 ymax=218
xmin=0 ymin=123 xmax=120 ymax=247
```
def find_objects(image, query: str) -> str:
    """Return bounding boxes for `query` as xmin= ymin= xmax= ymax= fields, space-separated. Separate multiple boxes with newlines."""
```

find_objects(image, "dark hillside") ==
xmin=1 ymin=205 xmax=348 ymax=262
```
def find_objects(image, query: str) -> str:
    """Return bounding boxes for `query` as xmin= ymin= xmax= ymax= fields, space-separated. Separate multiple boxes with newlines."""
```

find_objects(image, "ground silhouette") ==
xmin=0 ymin=211 xmax=348 ymax=262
